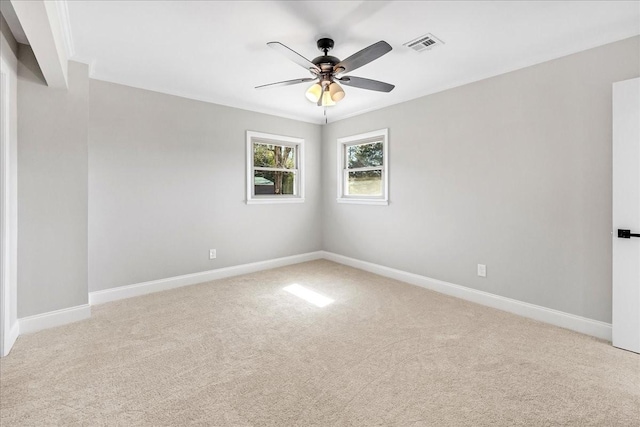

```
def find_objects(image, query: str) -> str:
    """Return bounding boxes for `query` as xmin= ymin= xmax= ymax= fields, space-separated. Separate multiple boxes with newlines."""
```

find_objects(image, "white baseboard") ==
xmin=321 ymin=251 xmax=612 ymax=341
xmin=19 ymin=304 xmax=91 ymax=335
xmin=89 ymin=251 xmax=324 ymax=305
xmin=81 ymin=249 xmax=610 ymax=341
xmin=9 ymin=250 xmax=610 ymax=347
xmin=1 ymin=321 xmax=19 ymax=357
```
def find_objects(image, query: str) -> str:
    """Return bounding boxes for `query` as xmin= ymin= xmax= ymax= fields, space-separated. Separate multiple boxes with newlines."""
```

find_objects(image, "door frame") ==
xmin=0 ymin=55 xmax=17 ymax=357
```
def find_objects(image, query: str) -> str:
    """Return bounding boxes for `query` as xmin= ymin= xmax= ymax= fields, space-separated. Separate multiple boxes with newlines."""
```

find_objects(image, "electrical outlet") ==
xmin=477 ymin=264 xmax=486 ymax=277
xmin=209 ymin=249 xmax=216 ymax=260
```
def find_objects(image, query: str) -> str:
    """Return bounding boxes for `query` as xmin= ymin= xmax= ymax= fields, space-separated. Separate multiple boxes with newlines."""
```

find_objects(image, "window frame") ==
xmin=246 ymin=130 xmax=305 ymax=205
xmin=337 ymin=128 xmax=389 ymax=205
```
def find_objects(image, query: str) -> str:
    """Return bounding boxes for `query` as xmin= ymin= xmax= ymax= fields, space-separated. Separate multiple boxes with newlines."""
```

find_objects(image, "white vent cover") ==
xmin=403 ymin=33 xmax=444 ymax=52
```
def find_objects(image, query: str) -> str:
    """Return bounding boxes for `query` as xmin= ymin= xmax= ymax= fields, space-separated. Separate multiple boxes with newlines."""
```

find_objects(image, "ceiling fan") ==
xmin=256 ymin=38 xmax=395 ymax=107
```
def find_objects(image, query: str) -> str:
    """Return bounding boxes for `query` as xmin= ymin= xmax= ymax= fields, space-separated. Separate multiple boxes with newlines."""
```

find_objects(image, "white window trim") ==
xmin=246 ymin=130 xmax=305 ymax=205
xmin=337 ymin=128 xmax=389 ymax=205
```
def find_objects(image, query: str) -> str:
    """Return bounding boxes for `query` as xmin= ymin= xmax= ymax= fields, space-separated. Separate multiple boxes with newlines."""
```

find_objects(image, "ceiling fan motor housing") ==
xmin=311 ymin=39 xmax=341 ymax=83
xmin=312 ymin=55 xmax=340 ymax=72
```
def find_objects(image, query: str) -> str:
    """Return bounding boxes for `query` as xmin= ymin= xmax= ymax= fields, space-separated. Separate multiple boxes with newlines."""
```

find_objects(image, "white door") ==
xmin=612 ymin=77 xmax=640 ymax=354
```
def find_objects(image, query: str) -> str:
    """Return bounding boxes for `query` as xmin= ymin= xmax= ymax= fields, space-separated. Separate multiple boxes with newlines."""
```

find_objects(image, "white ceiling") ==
xmin=66 ymin=1 xmax=640 ymax=124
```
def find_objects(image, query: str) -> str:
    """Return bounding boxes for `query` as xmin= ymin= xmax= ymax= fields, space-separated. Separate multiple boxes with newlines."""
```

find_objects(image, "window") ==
xmin=337 ymin=129 xmax=388 ymax=205
xmin=246 ymin=131 xmax=304 ymax=204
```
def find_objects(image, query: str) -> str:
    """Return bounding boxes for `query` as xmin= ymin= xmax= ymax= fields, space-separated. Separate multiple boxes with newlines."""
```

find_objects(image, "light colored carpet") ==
xmin=1 ymin=260 xmax=639 ymax=426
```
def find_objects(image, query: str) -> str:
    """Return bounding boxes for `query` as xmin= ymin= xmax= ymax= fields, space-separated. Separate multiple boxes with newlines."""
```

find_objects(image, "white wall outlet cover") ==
xmin=209 ymin=249 xmax=216 ymax=259
xmin=477 ymin=264 xmax=487 ymax=277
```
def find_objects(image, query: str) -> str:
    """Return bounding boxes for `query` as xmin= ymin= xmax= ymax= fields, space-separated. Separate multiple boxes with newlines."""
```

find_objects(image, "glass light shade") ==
xmin=321 ymin=90 xmax=336 ymax=107
xmin=329 ymin=82 xmax=345 ymax=102
xmin=305 ymin=83 xmax=322 ymax=102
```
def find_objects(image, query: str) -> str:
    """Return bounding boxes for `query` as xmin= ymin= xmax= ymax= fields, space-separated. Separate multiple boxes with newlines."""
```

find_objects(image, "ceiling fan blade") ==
xmin=267 ymin=42 xmax=321 ymax=73
xmin=338 ymin=76 xmax=395 ymax=92
xmin=334 ymin=41 xmax=392 ymax=74
xmin=255 ymin=77 xmax=316 ymax=90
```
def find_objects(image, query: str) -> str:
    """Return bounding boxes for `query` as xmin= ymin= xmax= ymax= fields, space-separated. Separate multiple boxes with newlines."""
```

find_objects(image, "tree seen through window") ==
xmin=253 ymin=143 xmax=295 ymax=195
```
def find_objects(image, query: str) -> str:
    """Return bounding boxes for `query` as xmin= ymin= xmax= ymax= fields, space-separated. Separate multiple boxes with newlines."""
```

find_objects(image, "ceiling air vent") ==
xmin=403 ymin=33 xmax=444 ymax=53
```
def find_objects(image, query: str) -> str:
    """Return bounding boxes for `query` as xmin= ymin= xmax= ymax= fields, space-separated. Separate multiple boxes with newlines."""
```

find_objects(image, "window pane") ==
xmin=254 ymin=143 xmax=295 ymax=169
xmin=347 ymin=142 xmax=383 ymax=168
xmin=347 ymin=170 xmax=382 ymax=196
xmin=254 ymin=170 xmax=295 ymax=195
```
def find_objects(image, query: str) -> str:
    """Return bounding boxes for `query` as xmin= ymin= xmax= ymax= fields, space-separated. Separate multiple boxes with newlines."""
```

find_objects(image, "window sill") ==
xmin=247 ymin=198 xmax=305 ymax=205
xmin=337 ymin=198 xmax=388 ymax=206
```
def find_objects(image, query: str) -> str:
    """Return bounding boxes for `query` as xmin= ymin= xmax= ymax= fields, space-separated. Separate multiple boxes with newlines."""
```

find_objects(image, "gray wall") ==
xmin=1 ymin=13 xmax=17 ymax=59
xmin=88 ymin=81 xmax=322 ymax=292
xmin=17 ymin=46 xmax=89 ymax=317
xmin=322 ymin=36 xmax=640 ymax=323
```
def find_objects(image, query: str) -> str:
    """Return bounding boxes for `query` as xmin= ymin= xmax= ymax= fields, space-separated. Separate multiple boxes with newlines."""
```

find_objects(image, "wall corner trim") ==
xmin=320 ymin=251 xmax=612 ymax=341
xmin=89 ymin=251 xmax=324 ymax=305
xmin=18 ymin=304 xmax=91 ymax=335
xmin=2 ymin=322 xmax=20 ymax=357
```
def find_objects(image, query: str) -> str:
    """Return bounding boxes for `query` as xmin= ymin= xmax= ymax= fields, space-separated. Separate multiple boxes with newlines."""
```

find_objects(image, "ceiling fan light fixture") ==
xmin=321 ymin=89 xmax=336 ymax=107
xmin=305 ymin=83 xmax=322 ymax=102
xmin=329 ymin=82 xmax=345 ymax=102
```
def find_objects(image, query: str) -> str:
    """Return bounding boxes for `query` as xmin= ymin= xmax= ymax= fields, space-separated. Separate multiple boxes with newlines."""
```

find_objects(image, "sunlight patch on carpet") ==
xmin=283 ymin=284 xmax=334 ymax=307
